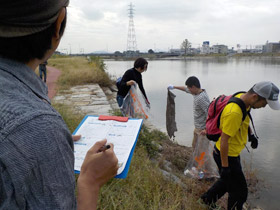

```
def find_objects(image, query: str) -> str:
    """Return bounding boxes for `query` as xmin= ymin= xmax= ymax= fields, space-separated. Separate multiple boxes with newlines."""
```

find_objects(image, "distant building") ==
xmin=237 ymin=49 xmax=243 ymax=53
xmin=254 ymin=45 xmax=263 ymax=53
xmin=201 ymin=42 xmax=228 ymax=54
xmin=170 ymin=48 xmax=183 ymax=55
xmin=190 ymin=48 xmax=200 ymax=54
xmin=228 ymin=47 xmax=236 ymax=54
xmin=212 ymin=45 xmax=228 ymax=54
xmin=263 ymin=42 xmax=280 ymax=53
xmin=201 ymin=41 xmax=210 ymax=54
xmin=209 ymin=47 xmax=215 ymax=54
xmin=242 ymin=49 xmax=252 ymax=53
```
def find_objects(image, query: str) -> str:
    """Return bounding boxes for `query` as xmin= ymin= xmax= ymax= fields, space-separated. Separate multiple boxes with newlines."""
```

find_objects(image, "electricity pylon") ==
xmin=126 ymin=2 xmax=138 ymax=57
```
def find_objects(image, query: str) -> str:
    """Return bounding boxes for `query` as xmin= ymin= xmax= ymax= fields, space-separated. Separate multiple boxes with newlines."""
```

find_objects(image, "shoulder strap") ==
xmin=213 ymin=95 xmax=222 ymax=116
xmin=217 ymin=96 xmax=247 ymax=129
xmin=231 ymin=91 xmax=259 ymax=138
xmin=248 ymin=112 xmax=259 ymax=138
xmin=232 ymin=91 xmax=246 ymax=97
xmin=228 ymin=97 xmax=247 ymax=121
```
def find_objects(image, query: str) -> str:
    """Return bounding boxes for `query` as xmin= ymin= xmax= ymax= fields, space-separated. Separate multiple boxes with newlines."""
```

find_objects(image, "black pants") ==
xmin=201 ymin=147 xmax=248 ymax=210
xmin=39 ymin=67 xmax=47 ymax=82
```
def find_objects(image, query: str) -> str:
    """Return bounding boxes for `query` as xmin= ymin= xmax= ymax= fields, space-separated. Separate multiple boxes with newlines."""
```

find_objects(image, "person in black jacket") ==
xmin=39 ymin=60 xmax=48 ymax=82
xmin=117 ymin=57 xmax=149 ymax=107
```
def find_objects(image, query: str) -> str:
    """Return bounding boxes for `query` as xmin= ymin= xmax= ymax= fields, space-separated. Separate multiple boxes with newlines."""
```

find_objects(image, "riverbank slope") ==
xmin=48 ymin=55 xmax=262 ymax=210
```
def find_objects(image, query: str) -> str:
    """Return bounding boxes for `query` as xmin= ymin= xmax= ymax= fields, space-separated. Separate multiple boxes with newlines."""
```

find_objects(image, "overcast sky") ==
xmin=58 ymin=0 xmax=280 ymax=54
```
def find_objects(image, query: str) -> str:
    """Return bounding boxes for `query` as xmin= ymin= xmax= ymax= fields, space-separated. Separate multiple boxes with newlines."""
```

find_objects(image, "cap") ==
xmin=0 ymin=0 xmax=69 ymax=38
xmin=252 ymin=81 xmax=280 ymax=110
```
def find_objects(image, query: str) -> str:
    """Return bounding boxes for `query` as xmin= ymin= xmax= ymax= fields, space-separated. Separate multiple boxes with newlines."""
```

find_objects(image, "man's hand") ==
xmin=248 ymin=134 xmax=258 ymax=149
xmin=167 ymin=84 xmax=174 ymax=90
xmin=77 ymin=139 xmax=118 ymax=210
xmin=220 ymin=132 xmax=230 ymax=169
xmin=79 ymin=139 xmax=118 ymax=189
xmin=145 ymin=99 xmax=151 ymax=109
xmin=200 ymin=129 xmax=206 ymax=136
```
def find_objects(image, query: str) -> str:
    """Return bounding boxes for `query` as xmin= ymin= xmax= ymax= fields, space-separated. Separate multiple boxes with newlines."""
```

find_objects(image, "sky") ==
xmin=58 ymin=0 xmax=280 ymax=54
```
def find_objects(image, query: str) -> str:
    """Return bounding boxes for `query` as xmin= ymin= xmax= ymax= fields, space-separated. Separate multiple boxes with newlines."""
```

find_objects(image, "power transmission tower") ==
xmin=126 ymin=2 xmax=138 ymax=57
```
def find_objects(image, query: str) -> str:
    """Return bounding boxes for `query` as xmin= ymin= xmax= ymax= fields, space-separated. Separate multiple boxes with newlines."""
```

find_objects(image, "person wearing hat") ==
xmin=200 ymin=81 xmax=280 ymax=209
xmin=0 ymin=1 xmax=118 ymax=209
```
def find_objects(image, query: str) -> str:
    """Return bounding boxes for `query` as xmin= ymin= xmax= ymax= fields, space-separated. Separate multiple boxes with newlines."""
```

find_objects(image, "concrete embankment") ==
xmin=52 ymin=84 xmax=119 ymax=116
xmin=52 ymin=83 xmax=158 ymax=130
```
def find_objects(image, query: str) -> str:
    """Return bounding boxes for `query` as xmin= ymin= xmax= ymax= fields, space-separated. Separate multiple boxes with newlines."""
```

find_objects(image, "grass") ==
xmin=48 ymin=56 xmax=112 ymax=91
xmin=52 ymin=102 xmax=84 ymax=133
xmin=99 ymin=147 xmax=186 ymax=210
xmin=52 ymin=101 xmax=209 ymax=209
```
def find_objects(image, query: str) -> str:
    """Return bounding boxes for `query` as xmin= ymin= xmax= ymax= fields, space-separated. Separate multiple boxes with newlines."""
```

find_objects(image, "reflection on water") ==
xmin=105 ymin=57 xmax=280 ymax=209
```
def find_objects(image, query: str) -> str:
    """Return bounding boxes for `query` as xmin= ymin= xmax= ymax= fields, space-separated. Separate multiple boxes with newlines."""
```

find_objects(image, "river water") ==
xmin=104 ymin=57 xmax=280 ymax=209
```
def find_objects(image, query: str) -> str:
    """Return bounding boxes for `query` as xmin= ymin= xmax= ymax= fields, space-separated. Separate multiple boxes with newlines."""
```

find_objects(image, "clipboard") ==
xmin=73 ymin=115 xmax=143 ymax=179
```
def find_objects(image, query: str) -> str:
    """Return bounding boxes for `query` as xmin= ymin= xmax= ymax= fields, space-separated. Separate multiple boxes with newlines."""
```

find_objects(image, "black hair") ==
xmin=185 ymin=76 xmax=201 ymax=88
xmin=134 ymin=57 xmax=148 ymax=70
xmin=0 ymin=12 xmax=67 ymax=63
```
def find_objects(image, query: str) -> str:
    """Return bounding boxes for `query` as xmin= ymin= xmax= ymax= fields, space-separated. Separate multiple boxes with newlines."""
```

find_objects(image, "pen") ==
xmin=98 ymin=144 xmax=111 ymax=152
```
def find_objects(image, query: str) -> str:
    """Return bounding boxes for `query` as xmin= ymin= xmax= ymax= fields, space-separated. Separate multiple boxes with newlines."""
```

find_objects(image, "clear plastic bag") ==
xmin=121 ymin=85 xmax=150 ymax=119
xmin=184 ymin=135 xmax=219 ymax=179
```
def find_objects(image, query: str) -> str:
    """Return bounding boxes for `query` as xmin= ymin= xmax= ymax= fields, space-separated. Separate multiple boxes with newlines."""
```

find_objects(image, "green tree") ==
xmin=181 ymin=39 xmax=192 ymax=55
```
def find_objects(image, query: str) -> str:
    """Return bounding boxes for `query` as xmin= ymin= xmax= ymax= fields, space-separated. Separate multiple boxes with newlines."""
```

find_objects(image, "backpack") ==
xmin=116 ymin=77 xmax=122 ymax=90
xmin=206 ymin=91 xmax=250 ymax=141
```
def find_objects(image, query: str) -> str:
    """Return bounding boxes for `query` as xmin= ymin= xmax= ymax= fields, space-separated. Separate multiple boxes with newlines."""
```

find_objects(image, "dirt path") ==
xmin=46 ymin=66 xmax=61 ymax=99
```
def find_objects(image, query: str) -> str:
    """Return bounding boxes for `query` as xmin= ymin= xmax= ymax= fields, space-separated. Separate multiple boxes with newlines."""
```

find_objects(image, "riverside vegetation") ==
xmin=48 ymin=55 xmax=262 ymax=210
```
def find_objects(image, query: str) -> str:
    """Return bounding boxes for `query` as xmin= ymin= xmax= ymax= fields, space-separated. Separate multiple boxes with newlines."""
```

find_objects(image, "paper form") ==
xmin=73 ymin=115 xmax=143 ymax=177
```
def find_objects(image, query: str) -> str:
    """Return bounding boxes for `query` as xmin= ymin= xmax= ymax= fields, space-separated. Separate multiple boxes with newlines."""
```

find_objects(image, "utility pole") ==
xmin=68 ymin=44 xmax=71 ymax=55
xmin=126 ymin=2 xmax=137 ymax=57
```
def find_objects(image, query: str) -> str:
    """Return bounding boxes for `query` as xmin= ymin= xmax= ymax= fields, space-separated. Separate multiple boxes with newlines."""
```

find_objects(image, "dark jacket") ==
xmin=117 ymin=68 xmax=148 ymax=100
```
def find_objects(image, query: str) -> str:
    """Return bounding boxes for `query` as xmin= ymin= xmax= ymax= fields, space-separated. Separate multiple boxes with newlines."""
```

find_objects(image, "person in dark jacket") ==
xmin=116 ymin=57 xmax=149 ymax=107
xmin=39 ymin=60 xmax=48 ymax=82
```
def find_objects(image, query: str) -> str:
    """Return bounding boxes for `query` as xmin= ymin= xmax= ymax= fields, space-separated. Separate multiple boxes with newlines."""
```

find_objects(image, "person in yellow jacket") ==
xmin=201 ymin=81 xmax=280 ymax=210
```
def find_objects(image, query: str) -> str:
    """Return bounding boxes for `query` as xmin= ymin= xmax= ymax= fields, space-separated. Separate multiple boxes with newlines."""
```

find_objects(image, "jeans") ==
xmin=201 ymin=147 xmax=248 ymax=210
xmin=116 ymin=95 xmax=124 ymax=107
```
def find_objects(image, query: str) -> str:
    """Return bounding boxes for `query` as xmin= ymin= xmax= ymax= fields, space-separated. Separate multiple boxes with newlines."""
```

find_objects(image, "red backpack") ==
xmin=206 ymin=91 xmax=250 ymax=141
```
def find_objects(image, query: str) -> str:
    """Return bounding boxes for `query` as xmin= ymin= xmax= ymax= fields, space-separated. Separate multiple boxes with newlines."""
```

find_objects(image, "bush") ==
xmin=138 ymin=125 xmax=168 ymax=158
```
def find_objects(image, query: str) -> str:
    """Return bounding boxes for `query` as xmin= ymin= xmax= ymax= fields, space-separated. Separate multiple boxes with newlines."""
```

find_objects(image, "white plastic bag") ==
xmin=184 ymin=135 xmax=219 ymax=179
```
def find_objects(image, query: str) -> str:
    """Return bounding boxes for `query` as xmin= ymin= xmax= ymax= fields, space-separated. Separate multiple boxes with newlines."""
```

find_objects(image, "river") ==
xmin=104 ymin=57 xmax=280 ymax=209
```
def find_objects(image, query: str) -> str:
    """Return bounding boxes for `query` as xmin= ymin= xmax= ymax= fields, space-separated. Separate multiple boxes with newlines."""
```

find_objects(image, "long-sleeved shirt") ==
xmin=117 ymin=68 xmax=148 ymax=100
xmin=0 ymin=57 xmax=76 ymax=209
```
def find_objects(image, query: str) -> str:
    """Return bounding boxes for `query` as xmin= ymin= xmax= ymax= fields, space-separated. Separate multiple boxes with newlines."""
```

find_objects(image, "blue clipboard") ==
xmin=73 ymin=115 xmax=143 ymax=179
